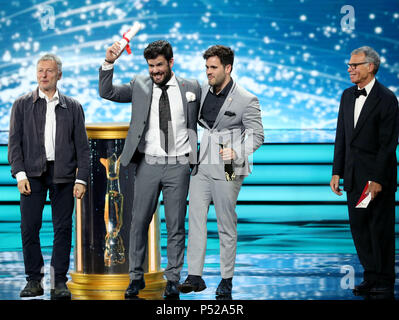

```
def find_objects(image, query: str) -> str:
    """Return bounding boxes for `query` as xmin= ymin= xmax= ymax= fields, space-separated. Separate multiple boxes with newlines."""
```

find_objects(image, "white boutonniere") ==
xmin=186 ymin=91 xmax=196 ymax=102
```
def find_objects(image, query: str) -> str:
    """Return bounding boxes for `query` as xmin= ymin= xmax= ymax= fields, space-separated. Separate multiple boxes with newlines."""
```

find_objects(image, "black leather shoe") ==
xmin=164 ymin=280 xmax=180 ymax=298
xmin=352 ymin=280 xmax=374 ymax=294
xmin=125 ymin=279 xmax=145 ymax=298
xmin=178 ymin=275 xmax=206 ymax=293
xmin=50 ymin=282 xmax=71 ymax=300
xmin=216 ymin=278 xmax=233 ymax=296
xmin=20 ymin=280 xmax=44 ymax=298
xmin=369 ymin=283 xmax=394 ymax=295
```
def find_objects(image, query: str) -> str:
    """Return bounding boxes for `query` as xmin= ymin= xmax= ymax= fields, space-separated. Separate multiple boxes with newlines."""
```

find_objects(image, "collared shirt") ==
xmin=354 ymin=77 xmax=375 ymax=127
xmin=39 ymin=88 xmax=58 ymax=161
xmin=201 ymin=79 xmax=233 ymax=128
xmin=143 ymin=73 xmax=191 ymax=157
xmin=101 ymin=62 xmax=191 ymax=157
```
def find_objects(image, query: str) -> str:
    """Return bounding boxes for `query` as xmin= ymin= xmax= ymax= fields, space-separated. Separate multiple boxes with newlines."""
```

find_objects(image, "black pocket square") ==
xmin=224 ymin=111 xmax=236 ymax=116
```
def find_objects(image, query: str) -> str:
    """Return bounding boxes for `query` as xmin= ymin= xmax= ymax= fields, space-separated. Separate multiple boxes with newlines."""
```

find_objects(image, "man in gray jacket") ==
xmin=8 ymin=53 xmax=89 ymax=300
xmin=99 ymin=40 xmax=200 ymax=298
xmin=179 ymin=45 xmax=264 ymax=297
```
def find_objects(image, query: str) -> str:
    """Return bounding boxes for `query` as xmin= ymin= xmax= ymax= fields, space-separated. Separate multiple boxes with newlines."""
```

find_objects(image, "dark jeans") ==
xmin=20 ymin=161 xmax=74 ymax=284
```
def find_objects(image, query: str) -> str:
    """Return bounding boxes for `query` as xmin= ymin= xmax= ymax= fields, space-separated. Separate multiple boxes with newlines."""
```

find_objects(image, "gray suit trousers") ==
xmin=187 ymin=164 xmax=244 ymax=279
xmin=129 ymin=154 xmax=190 ymax=282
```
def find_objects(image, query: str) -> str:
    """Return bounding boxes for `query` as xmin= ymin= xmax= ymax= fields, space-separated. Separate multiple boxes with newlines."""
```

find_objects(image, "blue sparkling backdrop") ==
xmin=0 ymin=0 xmax=398 ymax=143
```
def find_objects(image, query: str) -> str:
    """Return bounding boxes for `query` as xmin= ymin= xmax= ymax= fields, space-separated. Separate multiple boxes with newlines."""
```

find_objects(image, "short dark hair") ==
xmin=203 ymin=45 xmax=234 ymax=69
xmin=144 ymin=40 xmax=173 ymax=61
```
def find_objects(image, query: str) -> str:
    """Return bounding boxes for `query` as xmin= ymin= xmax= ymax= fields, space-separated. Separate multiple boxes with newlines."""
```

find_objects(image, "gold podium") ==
xmin=67 ymin=123 xmax=166 ymax=299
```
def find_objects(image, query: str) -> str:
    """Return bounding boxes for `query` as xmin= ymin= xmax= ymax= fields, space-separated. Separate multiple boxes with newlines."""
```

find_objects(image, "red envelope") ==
xmin=355 ymin=181 xmax=371 ymax=208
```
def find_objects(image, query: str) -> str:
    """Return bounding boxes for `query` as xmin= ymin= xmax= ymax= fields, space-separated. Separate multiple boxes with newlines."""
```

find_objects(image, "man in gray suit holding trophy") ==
xmin=99 ymin=40 xmax=201 ymax=298
xmin=179 ymin=45 xmax=264 ymax=297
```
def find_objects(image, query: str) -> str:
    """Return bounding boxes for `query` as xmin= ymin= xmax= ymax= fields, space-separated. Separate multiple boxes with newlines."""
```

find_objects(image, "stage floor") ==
xmin=1 ymin=210 xmax=399 ymax=301
xmin=0 ymin=251 xmax=397 ymax=300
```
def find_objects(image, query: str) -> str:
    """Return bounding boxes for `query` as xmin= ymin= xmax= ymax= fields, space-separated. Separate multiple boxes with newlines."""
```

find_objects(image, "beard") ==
xmin=208 ymin=74 xmax=226 ymax=92
xmin=150 ymin=65 xmax=172 ymax=87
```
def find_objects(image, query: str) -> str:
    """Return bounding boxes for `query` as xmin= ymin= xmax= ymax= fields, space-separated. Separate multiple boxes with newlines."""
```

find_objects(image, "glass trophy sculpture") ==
xmin=100 ymin=153 xmax=126 ymax=267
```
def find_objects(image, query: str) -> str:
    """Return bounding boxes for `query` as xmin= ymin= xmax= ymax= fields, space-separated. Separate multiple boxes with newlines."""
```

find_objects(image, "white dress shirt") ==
xmin=144 ymin=73 xmax=191 ymax=157
xmin=354 ymin=77 xmax=375 ymax=128
xmin=101 ymin=62 xmax=191 ymax=157
xmin=41 ymin=88 xmax=58 ymax=161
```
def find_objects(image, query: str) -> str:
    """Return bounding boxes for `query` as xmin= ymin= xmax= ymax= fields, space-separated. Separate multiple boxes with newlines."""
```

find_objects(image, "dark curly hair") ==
xmin=203 ymin=45 xmax=234 ymax=70
xmin=144 ymin=40 xmax=173 ymax=61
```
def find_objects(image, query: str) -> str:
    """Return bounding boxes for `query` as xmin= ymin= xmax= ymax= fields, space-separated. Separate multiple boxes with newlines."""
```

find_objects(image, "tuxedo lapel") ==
xmin=345 ymin=87 xmax=356 ymax=138
xmin=351 ymin=81 xmax=381 ymax=142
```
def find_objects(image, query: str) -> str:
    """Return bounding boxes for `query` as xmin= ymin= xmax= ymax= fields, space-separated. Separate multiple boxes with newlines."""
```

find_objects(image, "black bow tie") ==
xmin=354 ymin=88 xmax=367 ymax=98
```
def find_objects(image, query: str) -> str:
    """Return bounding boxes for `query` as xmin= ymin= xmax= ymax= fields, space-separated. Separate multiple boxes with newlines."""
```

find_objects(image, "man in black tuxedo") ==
xmin=330 ymin=46 xmax=399 ymax=296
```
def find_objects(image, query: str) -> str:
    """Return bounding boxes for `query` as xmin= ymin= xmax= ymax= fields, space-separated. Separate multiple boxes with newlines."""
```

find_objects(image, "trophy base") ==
xmin=68 ymin=271 xmax=167 ymax=300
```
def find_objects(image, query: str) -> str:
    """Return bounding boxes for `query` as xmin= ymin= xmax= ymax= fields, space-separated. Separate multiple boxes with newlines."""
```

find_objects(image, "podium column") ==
xmin=67 ymin=123 xmax=166 ymax=299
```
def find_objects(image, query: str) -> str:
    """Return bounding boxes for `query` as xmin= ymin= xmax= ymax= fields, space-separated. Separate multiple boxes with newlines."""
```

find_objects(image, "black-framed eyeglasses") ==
xmin=347 ymin=61 xmax=369 ymax=69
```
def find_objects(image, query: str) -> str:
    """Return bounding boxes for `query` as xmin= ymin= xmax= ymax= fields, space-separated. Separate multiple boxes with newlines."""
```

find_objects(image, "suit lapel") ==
xmin=199 ymin=84 xmax=211 ymax=129
xmin=143 ymin=76 xmax=153 ymax=120
xmin=351 ymin=81 xmax=381 ymax=141
xmin=176 ymin=76 xmax=188 ymax=123
xmin=213 ymin=81 xmax=236 ymax=129
xmin=345 ymin=87 xmax=356 ymax=139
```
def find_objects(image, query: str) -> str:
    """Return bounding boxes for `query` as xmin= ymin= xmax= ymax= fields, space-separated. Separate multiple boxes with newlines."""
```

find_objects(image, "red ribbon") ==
xmin=122 ymin=31 xmax=132 ymax=54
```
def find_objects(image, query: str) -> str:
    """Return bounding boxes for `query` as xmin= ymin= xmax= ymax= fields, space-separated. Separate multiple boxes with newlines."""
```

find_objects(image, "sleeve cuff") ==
xmin=233 ymin=153 xmax=245 ymax=166
xmin=16 ymin=171 xmax=27 ymax=182
xmin=75 ymin=179 xmax=87 ymax=186
xmin=102 ymin=62 xmax=114 ymax=71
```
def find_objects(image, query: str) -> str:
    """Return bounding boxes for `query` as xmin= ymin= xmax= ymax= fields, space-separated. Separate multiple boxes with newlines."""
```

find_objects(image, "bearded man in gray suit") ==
xmin=99 ymin=40 xmax=200 ymax=298
xmin=179 ymin=45 xmax=264 ymax=297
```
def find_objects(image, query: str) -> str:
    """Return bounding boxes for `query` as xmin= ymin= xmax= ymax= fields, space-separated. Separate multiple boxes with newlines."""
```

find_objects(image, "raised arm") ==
xmin=99 ymin=42 xmax=133 ymax=103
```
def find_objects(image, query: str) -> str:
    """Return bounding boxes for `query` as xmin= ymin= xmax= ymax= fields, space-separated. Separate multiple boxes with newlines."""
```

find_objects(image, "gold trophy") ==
xmin=100 ymin=153 xmax=125 ymax=267
xmin=219 ymin=143 xmax=236 ymax=181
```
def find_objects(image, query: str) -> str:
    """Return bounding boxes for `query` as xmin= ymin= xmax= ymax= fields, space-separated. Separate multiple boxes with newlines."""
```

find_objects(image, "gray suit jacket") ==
xmin=195 ymin=80 xmax=264 ymax=178
xmin=99 ymin=67 xmax=201 ymax=166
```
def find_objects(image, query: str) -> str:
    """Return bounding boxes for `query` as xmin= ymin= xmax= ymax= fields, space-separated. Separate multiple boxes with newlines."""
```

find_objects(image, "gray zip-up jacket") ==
xmin=8 ymin=88 xmax=90 ymax=184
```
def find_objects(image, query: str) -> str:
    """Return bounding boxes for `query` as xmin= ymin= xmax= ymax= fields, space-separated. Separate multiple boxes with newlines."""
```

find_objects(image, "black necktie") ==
xmin=354 ymin=88 xmax=367 ymax=99
xmin=159 ymin=85 xmax=174 ymax=154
